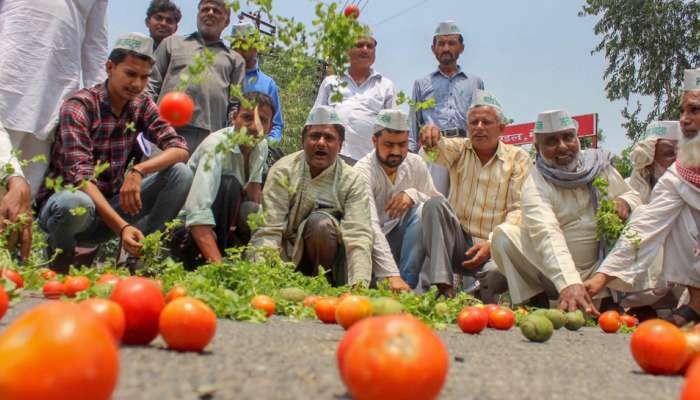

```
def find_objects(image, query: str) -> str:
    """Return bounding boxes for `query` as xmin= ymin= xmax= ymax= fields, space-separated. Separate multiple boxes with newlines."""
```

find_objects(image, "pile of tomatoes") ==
xmin=0 ymin=269 xmax=218 ymax=400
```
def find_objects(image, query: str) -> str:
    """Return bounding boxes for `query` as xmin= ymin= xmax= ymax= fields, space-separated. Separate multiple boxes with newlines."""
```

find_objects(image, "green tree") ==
xmin=579 ymin=0 xmax=700 ymax=141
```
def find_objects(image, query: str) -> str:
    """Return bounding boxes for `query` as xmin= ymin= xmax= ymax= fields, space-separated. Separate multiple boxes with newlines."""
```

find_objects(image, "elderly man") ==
xmin=145 ymin=0 xmax=182 ymax=49
xmin=627 ymin=121 xmax=680 ymax=203
xmin=354 ymin=109 xmax=441 ymax=292
xmin=419 ymin=91 xmax=530 ymax=297
xmin=490 ymin=110 xmax=640 ymax=314
xmin=410 ymin=21 xmax=485 ymax=196
xmin=0 ymin=0 xmax=108 ymax=195
xmin=36 ymin=33 xmax=192 ymax=272
xmin=251 ymin=106 xmax=373 ymax=287
xmin=174 ymin=92 xmax=273 ymax=269
xmin=231 ymin=21 xmax=284 ymax=143
xmin=314 ymin=36 xmax=396 ymax=164
xmin=585 ymin=69 xmax=700 ymax=325
xmin=0 ymin=121 xmax=32 ymax=260
xmin=148 ymin=0 xmax=245 ymax=152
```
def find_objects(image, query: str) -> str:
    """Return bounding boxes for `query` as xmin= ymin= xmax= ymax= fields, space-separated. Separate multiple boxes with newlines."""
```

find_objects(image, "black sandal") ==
xmin=671 ymin=305 xmax=700 ymax=326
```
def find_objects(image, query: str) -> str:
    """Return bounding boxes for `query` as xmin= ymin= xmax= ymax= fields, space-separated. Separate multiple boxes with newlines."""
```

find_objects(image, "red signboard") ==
xmin=499 ymin=113 xmax=598 ymax=146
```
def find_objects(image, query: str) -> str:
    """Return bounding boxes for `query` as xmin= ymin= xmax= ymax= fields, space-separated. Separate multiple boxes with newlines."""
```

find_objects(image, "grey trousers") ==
xmin=298 ymin=211 xmax=346 ymax=286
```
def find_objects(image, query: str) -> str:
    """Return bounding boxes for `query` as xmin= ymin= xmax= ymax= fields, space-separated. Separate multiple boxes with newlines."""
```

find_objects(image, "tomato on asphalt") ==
xmin=43 ymin=280 xmax=66 ymax=299
xmin=682 ymin=358 xmax=700 ymax=400
xmin=80 ymin=298 xmax=126 ymax=343
xmin=63 ymin=276 xmax=91 ymax=297
xmin=457 ymin=306 xmax=489 ymax=334
xmin=41 ymin=269 xmax=57 ymax=280
xmin=343 ymin=4 xmax=360 ymax=18
xmin=630 ymin=319 xmax=688 ymax=375
xmin=315 ymin=297 xmax=340 ymax=324
xmin=598 ymin=310 xmax=622 ymax=333
xmin=0 ymin=301 xmax=119 ymax=400
xmin=250 ymin=295 xmax=276 ymax=317
xmin=303 ymin=295 xmax=320 ymax=308
xmin=0 ymin=286 xmax=7 ymax=320
xmin=483 ymin=303 xmax=501 ymax=318
xmin=620 ymin=314 xmax=639 ymax=328
xmin=97 ymin=273 xmax=121 ymax=286
xmin=684 ymin=330 xmax=700 ymax=372
xmin=109 ymin=276 xmax=165 ymax=345
xmin=335 ymin=295 xmax=373 ymax=330
xmin=489 ymin=308 xmax=515 ymax=330
xmin=165 ymin=286 xmax=188 ymax=303
xmin=159 ymin=91 xmax=194 ymax=127
xmin=159 ymin=297 xmax=217 ymax=352
xmin=338 ymin=314 xmax=449 ymax=400
xmin=1 ymin=268 xmax=23 ymax=289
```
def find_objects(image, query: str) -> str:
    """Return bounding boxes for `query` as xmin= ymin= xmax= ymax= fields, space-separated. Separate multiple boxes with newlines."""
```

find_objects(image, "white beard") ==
xmin=678 ymin=133 xmax=700 ymax=168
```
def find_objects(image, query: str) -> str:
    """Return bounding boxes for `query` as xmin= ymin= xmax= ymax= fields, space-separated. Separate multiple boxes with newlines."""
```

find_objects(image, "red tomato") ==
xmin=483 ymin=303 xmax=501 ymax=317
xmin=684 ymin=330 xmax=700 ymax=372
xmin=109 ymin=277 xmax=165 ymax=345
xmin=43 ymin=280 xmax=66 ymax=300
xmin=159 ymin=92 xmax=194 ymax=127
xmin=620 ymin=314 xmax=639 ymax=328
xmin=488 ymin=308 xmax=515 ymax=330
xmin=339 ymin=315 xmax=449 ymax=400
xmin=457 ymin=306 xmax=489 ymax=334
xmin=335 ymin=295 xmax=373 ymax=330
xmin=682 ymin=358 xmax=700 ymax=400
xmin=63 ymin=276 xmax=91 ymax=297
xmin=0 ymin=301 xmax=119 ymax=400
xmin=599 ymin=310 xmax=622 ymax=333
xmin=80 ymin=298 xmax=126 ymax=343
xmin=630 ymin=319 xmax=688 ymax=375
xmin=315 ymin=297 xmax=340 ymax=324
xmin=337 ymin=319 xmax=365 ymax=375
xmin=0 ymin=286 xmax=7 ymax=320
xmin=41 ymin=269 xmax=57 ymax=280
xmin=1 ymin=268 xmax=23 ymax=289
xmin=159 ymin=297 xmax=217 ymax=352
xmin=165 ymin=286 xmax=188 ymax=304
xmin=250 ymin=295 xmax=276 ymax=317
xmin=343 ymin=4 xmax=360 ymax=18
xmin=97 ymin=273 xmax=121 ymax=286
xmin=303 ymin=295 xmax=320 ymax=308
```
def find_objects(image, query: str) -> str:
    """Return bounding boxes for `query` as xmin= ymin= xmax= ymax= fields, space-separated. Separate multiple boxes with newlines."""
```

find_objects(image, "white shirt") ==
xmin=600 ymin=164 xmax=700 ymax=289
xmin=314 ymin=70 xmax=396 ymax=160
xmin=354 ymin=151 xmax=443 ymax=278
xmin=0 ymin=0 xmax=108 ymax=139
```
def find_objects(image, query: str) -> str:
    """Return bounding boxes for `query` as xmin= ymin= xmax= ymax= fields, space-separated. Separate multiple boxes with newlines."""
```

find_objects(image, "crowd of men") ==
xmin=0 ymin=0 xmax=698 ymax=324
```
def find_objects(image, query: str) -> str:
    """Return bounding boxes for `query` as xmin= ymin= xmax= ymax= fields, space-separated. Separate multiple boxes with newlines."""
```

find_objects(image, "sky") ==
xmin=108 ymin=0 xmax=636 ymax=153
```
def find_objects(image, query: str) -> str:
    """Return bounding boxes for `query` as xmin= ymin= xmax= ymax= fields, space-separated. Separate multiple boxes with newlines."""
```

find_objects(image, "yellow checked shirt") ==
xmin=250 ymin=151 xmax=373 ymax=286
xmin=433 ymin=137 xmax=531 ymax=240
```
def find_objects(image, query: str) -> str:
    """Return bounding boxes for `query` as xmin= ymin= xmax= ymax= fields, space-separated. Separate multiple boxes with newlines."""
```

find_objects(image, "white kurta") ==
xmin=492 ymin=165 xmax=641 ymax=304
xmin=0 ymin=0 xmax=108 ymax=139
xmin=599 ymin=165 xmax=700 ymax=290
xmin=354 ymin=152 xmax=443 ymax=278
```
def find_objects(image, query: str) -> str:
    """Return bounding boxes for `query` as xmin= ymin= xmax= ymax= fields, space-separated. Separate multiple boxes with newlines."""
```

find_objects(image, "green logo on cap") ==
xmin=483 ymin=95 xmax=501 ymax=108
xmin=696 ymin=77 xmax=700 ymax=86
xmin=451 ymin=25 xmax=459 ymax=32
xmin=116 ymin=38 xmax=142 ymax=50
xmin=535 ymin=121 xmax=544 ymax=130
xmin=378 ymin=113 xmax=392 ymax=125
xmin=559 ymin=116 xmax=574 ymax=127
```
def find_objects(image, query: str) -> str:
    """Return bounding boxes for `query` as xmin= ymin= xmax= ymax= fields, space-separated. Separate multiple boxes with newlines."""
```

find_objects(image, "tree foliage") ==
xmin=580 ymin=0 xmax=700 ymax=141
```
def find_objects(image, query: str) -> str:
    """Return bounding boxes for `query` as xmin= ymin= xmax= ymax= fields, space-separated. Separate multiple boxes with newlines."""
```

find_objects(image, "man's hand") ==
xmin=243 ymin=182 xmax=262 ymax=204
xmin=559 ymin=283 xmax=599 ymax=316
xmin=386 ymin=275 xmax=411 ymax=292
xmin=419 ymin=124 xmax=441 ymax=149
xmin=462 ymin=241 xmax=491 ymax=270
xmin=385 ymin=192 xmax=414 ymax=219
xmin=121 ymin=225 xmax=144 ymax=256
xmin=0 ymin=176 xmax=33 ymax=260
xmin=120 ymin=169 xmax=143 ymax=216
xmin=614 ymin=198 xmax=631 ymax=221
xmin=583 ymin=272 xmax=613 ymax=298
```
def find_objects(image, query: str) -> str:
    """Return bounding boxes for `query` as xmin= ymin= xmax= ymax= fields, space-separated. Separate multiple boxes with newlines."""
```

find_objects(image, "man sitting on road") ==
xmin=354 ymin=109 xmax=440 ymax=292
xmin=35 ymin=33 xmax=193 ymax=272
xmin=585 ymin=69 xmax=700 ymax=325
xmin=0 ymin=120 xmax=32 ymax=260
xmin=250 ymin=106 xmax=373 ymax=287
xmin=174 ymin=92 xmax=273 ymax=268
xmin=419 ymin=91 xmax=531 ymax=297
xmin=491 ymin=110 xmax=640 ymax=314
xmin=627 ymin=120 xmax=680 ymax=204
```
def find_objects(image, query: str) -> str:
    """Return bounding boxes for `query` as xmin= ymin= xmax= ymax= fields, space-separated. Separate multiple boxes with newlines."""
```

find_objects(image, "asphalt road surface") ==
xmin=2 ymin=298 xmax=685 ymax=400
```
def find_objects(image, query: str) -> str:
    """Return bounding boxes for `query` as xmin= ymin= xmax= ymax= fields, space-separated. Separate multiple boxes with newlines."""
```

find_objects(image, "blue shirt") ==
xmin=242 ymin=63 xmax=284 ymax=141
xmin=409 ymin=67 xmax=484 ymax=152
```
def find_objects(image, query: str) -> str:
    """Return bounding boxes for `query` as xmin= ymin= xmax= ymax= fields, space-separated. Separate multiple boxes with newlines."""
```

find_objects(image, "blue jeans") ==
xmin=386 ymin=206 xmax=425 ymax=288
xmin=38 ymin=163 xmax=193 ymax=252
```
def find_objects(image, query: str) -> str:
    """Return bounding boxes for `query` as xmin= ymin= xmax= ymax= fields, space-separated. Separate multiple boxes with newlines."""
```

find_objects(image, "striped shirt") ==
xmin=433 ymin=137 xmax=531 ymax=240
